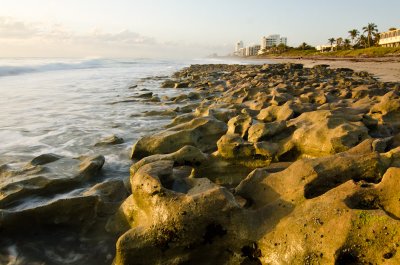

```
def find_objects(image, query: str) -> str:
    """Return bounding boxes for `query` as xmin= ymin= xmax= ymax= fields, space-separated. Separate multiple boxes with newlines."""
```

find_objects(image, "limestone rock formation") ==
xmin=114 ymin=64 xmax=400 ymax=264
xmin=131 ymin=117 xmax=227 ymax=159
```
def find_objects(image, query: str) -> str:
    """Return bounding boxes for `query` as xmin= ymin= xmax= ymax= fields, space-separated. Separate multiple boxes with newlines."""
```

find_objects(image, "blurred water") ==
xmin=0 ymin=58 xmax=189 ymax=178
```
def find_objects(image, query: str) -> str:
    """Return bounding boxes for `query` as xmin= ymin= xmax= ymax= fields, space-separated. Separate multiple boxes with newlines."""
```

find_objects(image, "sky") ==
xmin=0 ymin=0 xmax=399 ymax=58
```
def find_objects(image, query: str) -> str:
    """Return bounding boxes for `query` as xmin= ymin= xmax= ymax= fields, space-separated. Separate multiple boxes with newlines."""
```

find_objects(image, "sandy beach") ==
xmin=269 ymin=57 xmax=400 ymax=82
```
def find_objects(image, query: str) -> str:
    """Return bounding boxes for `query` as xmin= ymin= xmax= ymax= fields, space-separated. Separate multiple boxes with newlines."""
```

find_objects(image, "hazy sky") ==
xmin=0 ymin=0 xmax=399 ymax=58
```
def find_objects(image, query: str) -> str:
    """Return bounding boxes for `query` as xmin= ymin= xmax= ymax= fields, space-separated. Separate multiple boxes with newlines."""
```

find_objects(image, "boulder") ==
xmin=130 ymin=145 xmax=207 ymax=176
xmin=109 ymin=160 xmax=242 ymax=264
xmin=131 ymin=117 xmax=227 ymax=159
xmin=217 ymin=134 xmax=255 ymax=159
xmin=84 ymin=179 xmax=128 ymax=216
xmin=248 ymin=121 xmax=287 ymax=143
xmin=226 ymin=114 xmax=252 ymax=138
xmin=0 ymin=195 xmax=99 ymax=232
xmin=257 ymin=102 xmax=295 ymax=122
xmin=160 ymin=79 xmax=176 ymax=88
xmin=29 ymin=153 xmax=62 ymax=166
xmin=0 ymin=155 xmax=105 ymax=208
xmin=174 ymin=82 xmax=190 ymax=88
xmin=95 ymin=135 xmax=124 ymax=146
xmin=288 ymin=110 xmax=370 ymax=156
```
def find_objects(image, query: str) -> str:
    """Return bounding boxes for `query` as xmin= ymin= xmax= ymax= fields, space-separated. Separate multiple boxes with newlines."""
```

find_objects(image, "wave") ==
xmin=0 ymin=58 xmax=136 ymax=77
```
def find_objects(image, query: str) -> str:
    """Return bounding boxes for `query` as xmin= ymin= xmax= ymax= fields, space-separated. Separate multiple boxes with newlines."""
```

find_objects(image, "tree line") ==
xmin=328 ymin=23 xmax=396 ymax=50
xmin=258 ymin=23 xmax=396 ymax=55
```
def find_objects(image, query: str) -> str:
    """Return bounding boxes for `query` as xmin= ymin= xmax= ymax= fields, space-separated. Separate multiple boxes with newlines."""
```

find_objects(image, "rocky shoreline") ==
xmin=1 ymin=62 xmax=400 ymax=264
xmin=110 ymin=63 xmax=400 ymax=264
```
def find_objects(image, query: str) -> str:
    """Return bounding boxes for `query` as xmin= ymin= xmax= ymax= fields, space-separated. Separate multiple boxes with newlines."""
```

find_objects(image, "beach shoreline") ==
xmin=255 ymin=56 xmax=400 ymax=82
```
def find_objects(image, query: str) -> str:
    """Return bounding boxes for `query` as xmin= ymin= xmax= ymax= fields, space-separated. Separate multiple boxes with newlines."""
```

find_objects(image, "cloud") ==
xmin=0 ymin=17 xmax=156 ymax=46
xmin=0 ymin=17 xmax=40 ymax=38
xmin=89 ymin=29 xmax=156 ymax=45
xmin=0 ymin=17 xmax=229 ymax=58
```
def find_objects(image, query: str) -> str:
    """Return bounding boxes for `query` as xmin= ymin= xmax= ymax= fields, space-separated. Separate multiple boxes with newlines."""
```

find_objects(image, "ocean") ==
xmin=0 ymin=58 xmax=187 ymax=179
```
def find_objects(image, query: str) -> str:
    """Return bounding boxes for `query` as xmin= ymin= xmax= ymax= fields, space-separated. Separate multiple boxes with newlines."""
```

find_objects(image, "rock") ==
xmin=257 ymin=102 xmax=295 ymax=122
xmin=29 ymin=153 xmax=62 ymax=166
xmin=161 ymin=79 xmax=176 ymax=88
xmin=131 ymin=117 xmax=227 ymax=159
xmin=95 ymin=135 xmax=124 ymax=146
xmin=0 ymin=155 xmax=105 ymax=208
xmin=195 ymin=107 xmax=240 ymax=123
xmin=174 ymin=82 xmax=190 ymax=88
xmin=136 ymin=92 xmax=153 ymax=98
xmin=142 ymin=109 xmax=177 ymax=117
xmin=172 ymin=94 xmax=189 ymax=103
xmin=109 ymin=64 xmax=400 ymax=264
xmin=313 ymin=64 xmax=330 ymax=69
xmin=227 ymin=114 xmax=252 ymax=138
xmin=248 ymin=121 xmax=287 ymax=143
xmin=0 ymin=195 xmax=99 ymax=232
xmin=130 ymin=145 xmax=207 ymax=176
xmin=84 ymin=179 xmax=128 ymax=216
xmin=217 ymin=134 xmax=255 ymax=159
xmin=288 ymin=110 xmax=369 ymax=156
xmin=188 ymin=92 xmax=201 ymax=100
xmin=109 ymin=160 xmax=241 ymax=264
xmin=148 ymin=96 xmax=161 ymax=102
xmin=254 ymin=141 xmax=280 ymax=158
xmin=113 ymin=139 xmax=400 ymax=265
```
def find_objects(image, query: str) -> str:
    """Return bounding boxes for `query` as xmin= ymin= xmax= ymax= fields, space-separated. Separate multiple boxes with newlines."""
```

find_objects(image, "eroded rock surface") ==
xmin=0 ymin=154 xmax=128 ymax=264
xmin=114 ymin=64 xmax=400 ymax=264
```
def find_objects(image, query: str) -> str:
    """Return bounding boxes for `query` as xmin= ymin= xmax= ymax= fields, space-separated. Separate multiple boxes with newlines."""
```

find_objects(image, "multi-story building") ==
xmin=238 ymin=47 xmax=246 ymax=57
xmin=261 ymin=34 xmax=287 ymax=49
xmin=245 ymin=45 xmax=261 ymax=56
xmin=235 ymin=41 xmax=244 ymax=52
xmin=235 ymin=34 xmax=287 ymax=56
xmin=379 ymin=28 xmax=400 ymax=47
xmin=280 ymin=37 xmax=287 ymax=46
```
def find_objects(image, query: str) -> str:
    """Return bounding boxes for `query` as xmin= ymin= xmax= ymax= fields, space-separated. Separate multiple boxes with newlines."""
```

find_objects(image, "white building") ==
xmin=261 ymin=34 xmax=287 ymax=49
xmin=379 ymin=28 xmax=400 ymax=47
xmin=238 ymin=47 xmax=246 ymax=57
xmin=316 ymin=44 xmax=337 ymax=52
xmin=280 ymin=37 xmax=287 ymax=46
xmin=245 ymin=45 xmax=261 ymax=56
xmin=235 ymin=41 xmax=244 ymax=52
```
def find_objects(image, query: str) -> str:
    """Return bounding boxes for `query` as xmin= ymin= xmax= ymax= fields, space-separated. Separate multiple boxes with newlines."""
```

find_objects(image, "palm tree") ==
xmin=299 ymin=42 xmax=308 ymax=50
xmin=373 ymin=32 xmax=381 ymax=47
xmin=362 ymin=23 xmax=378 ymax=47
xmin=358 ymin=35 xmax=368 ymax=48
xmin=348 ymin=29 xmax=360 ymax=45
xmin=344 ymin=39 xmax=351 ymax=49
xmin=336 ymin=37 xmax=343 ymax=50
xmin=328 ymin=38 xmax=335 ymax=51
